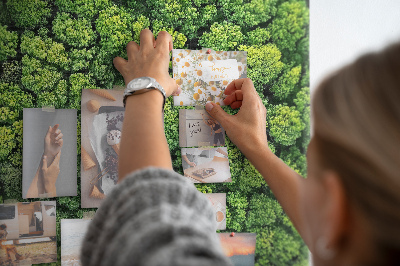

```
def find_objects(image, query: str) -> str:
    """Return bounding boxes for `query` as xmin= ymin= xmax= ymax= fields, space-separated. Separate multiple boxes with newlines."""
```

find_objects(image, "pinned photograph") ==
xmin=219 ymin=233 xmax=257 ymax=266
xmin=206 ymin=193 xmax=226 ymax=230
xmin=181 ymin=147 xmax=231 ymax=183
xmin=179 ymin=109 xmax=225 ymax=147
xmin=172 ymin=49 xmax=247 ymax=106
xmin=61 ymin=219 xmax=92 ymax=266
xmin=23 ymin=109 xmax=77 ymax=198
xmin=81 ymin=88 xmax=124 ymax=208
xmin=0 ymin=201 xmax=57 ymax=264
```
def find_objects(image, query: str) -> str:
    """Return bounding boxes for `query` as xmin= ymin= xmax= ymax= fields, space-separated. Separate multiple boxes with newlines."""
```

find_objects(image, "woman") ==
xmin=201 ymin=113 xmax=224 ymax=146
xmin=81 ymin=30 xmax=400 ymax=265
xmin=0 ymin=224 xmax=24 ymax=262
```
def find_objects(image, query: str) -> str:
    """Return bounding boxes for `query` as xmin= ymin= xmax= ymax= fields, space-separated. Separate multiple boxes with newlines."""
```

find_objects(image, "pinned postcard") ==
xmin=61 ymin=219 xmax=92 ymax=265
xmin=219 ymin=233 xmax=257 ymax=266
xmin=81 ymin=89 xmax=124 ymax=208
xmin=0 ymin=201 xmax=57 ymax=264
xmin=181 ymin=147 xmax=231 ymax=183
xmin=172 ymin=49 xmax=247 ymax=106
xmin=206 ymin=193 xmax=226 ymax=230
xmin=179 ymin=109 xmax=225 ymax=147
xmin=23 ymin=108 xmax=77 ymax=198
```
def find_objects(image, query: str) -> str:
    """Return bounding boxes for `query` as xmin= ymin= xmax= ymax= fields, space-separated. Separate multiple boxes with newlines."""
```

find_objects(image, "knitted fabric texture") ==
xmin=81 ymin=167 xmax=232 ymax=266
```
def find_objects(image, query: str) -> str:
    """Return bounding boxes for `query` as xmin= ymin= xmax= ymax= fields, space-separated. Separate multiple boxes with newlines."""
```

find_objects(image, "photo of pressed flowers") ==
xmin=173 ymin=49 xmax=247 ymax=106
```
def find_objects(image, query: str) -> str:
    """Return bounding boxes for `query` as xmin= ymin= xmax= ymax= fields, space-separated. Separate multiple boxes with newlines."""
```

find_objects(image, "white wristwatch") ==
xmin=123 ymin=77 xmax=166 ymax=110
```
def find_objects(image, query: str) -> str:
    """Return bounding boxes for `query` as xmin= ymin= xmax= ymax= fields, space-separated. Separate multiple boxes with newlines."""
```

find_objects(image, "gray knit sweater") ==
xmin=81 ymin=167 xmax=232 ymax=266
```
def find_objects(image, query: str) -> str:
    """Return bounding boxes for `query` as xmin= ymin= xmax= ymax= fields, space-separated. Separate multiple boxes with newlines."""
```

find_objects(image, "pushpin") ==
xmin=206 ymin=49 xmax=212 ymax=54
xmin=230 ymin=232 xmax=235 ymax=237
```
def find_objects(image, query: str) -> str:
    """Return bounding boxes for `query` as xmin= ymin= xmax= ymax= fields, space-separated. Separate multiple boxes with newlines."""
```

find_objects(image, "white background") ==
xmin=310 ymin=0 xmax=400 ymax=93
xmin=308 ymin=1 xmax=400 ymax=263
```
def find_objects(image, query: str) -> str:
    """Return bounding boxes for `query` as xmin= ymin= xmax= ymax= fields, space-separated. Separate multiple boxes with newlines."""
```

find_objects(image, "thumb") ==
xmin=205 ymin=102 xmax=230 ymax=128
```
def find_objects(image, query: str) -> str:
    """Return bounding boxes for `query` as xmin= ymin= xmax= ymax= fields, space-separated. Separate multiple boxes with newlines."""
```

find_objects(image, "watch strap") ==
xmin=123 ymin=77 xmax=166 ymax=111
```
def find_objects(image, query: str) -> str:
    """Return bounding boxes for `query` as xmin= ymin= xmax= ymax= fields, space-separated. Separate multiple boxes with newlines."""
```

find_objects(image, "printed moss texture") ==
xmin=0 ymin=0 xmax=310 ymax=265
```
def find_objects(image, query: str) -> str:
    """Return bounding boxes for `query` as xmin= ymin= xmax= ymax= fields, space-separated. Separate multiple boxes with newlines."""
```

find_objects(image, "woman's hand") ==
xmin=43 ymin=124 xmax=63 ymax=166
xmin=113 ymin=29 xmax=180 ymax=97
xmin=205 ymin=78 xmax=270 ymax=157
xmin=41 ymin=152 xmax=61 ymax=197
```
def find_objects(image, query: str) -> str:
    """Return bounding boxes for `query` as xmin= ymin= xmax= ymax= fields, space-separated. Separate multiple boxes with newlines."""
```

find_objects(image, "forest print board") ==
xmin=0 ymin=0 xmax=310 ymax=264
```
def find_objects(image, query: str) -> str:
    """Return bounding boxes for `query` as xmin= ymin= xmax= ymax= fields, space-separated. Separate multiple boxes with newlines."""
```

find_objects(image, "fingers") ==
xmin=45 ymin=126 xmax=52 ymax=138
xmin=205 ymin=102 xmax=230 ymax=128
xmin=223 ymin=90 xmax=243 ymax=109
xmin=57 ymin=139 xmax=64 ymax=147
xmin=140 ymin=29 xmax=155 ymax=53
xmin=155 ymin=31 xmax=173 ymax=53
xmin=52 ymin=124 xmax=59 ymax=133
xmin=171 ymin=85 xmax=182 ymax=96
xmin=225 ymin=78 xmax=257 ymax=98
xmin=55 ymin=133 xmax=63 ymax=141
xmin=113 ymin=57 xmax=127 ymax=74
xmin=42 ymin=156 xmax=48 ymax=171
xmin=126 ymin=41 xmax=139 ymax=58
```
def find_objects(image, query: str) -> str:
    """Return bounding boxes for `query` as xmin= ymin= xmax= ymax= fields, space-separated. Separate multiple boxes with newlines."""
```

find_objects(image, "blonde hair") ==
xmin=312 ymin=43 xmax=400 ymax=263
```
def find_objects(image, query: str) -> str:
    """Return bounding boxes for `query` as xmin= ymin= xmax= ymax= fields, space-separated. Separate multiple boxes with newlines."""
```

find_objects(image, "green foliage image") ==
xmin=0 ymin=0 xmax=310 ymax=265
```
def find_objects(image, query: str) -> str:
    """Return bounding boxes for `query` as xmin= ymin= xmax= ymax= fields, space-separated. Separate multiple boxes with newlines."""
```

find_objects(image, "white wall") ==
xmin=310 ymin=0 xmax=400 ymax=92
xmin=308 ymin=1 xmax=400 ymax=263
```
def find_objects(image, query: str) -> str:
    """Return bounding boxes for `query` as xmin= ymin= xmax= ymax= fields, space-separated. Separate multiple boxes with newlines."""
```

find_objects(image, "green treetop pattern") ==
xmin=0 ymin=0 xmax=310 ymax=265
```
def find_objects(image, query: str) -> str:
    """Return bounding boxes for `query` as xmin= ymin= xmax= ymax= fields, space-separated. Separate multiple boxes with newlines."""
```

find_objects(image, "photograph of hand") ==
xmin=26 ymin=124 xmax=63 ymax=198
xmin=23 ymin=108 xmax=77 ymax=199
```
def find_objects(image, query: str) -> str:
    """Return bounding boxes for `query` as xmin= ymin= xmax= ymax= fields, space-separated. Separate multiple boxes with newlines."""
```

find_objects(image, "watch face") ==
xmin=131 ymin=77 xmax=151 ymax=90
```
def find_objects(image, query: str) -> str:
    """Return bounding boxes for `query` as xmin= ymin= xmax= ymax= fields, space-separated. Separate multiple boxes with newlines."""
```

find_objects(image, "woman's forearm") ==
xmin=243 ymin=143 xmax=308 ymax=244
xmin=26 ymin=155 xmax=46 ymax=198
xmin=118 ymin=90 xmax=172 ymax=181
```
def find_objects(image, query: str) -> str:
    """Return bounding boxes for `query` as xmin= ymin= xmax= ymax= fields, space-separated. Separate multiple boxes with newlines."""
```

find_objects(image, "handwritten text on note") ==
xmin=198 ymin=59 xmax=239 ymax=82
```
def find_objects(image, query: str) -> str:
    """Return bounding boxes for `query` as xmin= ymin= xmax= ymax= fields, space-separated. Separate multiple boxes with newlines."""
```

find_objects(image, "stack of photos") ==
xmin=181 ymin=147 xmax=231 ymax=183
xmin=179 ymin=109 xmax=225 ymax=147
xmin=81 ymin=89 xmax=124 ymax=208
xmin=172 ymin=49 xmax=247 ymax=106
xmin=61 ymin=219 xmax=92 ymax=265
xmin=22 ymin=109 xmax=77 ymax=198
xmin=0 ymin=201 xmax=57 ymax=264
xmin=206 ymin=193 xmax=227 ymax=230
xmin=219 ymin=233 xmax=257 ymax=266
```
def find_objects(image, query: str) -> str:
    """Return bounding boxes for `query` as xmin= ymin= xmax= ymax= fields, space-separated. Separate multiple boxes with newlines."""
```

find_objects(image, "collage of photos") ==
xmin=81 ymin=89 xmax=125 ymax=208
xmin=0 ymin=201 xmax=57 ymax=265
xmin=22 ymin=109 xmax=77 ymax=198
xmin=179 ymin=109 xmax=225 ymax=147
xmin=172 ymin=49 xmax=247 ymax=106
xmin=181 ymin=147 xmax=231 ymax=183
xmin=219 ymin=233 xmax=257 ymax=266
xmin=61 ymin=219 xmax=92 ymax=266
